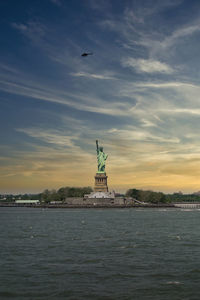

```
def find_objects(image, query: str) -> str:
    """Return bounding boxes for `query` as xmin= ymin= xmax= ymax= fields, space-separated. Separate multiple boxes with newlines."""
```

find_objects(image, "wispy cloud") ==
xmin=71 ymin=71 xmax=116 ymax=80
xmin=16 ymin=128 xmax=79 ymax=148
xmin=0 ymin=66 xmax=130 ymax=117
xmin=0 ymin=63 xmax=20 ymax=74
xmin=12 ymin=21 xmax=46 ymax=44
xmin=50 ymin=0 xmax=62 ymax=6
xmin=137 ymin=24 xmax=200 ymax=61
xmin=134 ymin=81 xmax=197 ymax=89
xmin=124 ymin=0 xmax=184 ymax=21
xmin=160 ymin=24 xmax=200 ymax=50
xmin=108 ymin=127 xmax=180 ymax=144
xmin=121 ymin=58 xmax=174 ymax=74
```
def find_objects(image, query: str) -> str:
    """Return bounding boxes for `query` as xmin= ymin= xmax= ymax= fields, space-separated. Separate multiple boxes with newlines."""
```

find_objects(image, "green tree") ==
xmin=41 ymin=189 xmax=51 ymax=203
xmin=125 ymin=189 xmax=167 ymax=204
xmin=41 ymin=186 xmax=93 ymax=203
xmin=125 ymin=189 xmax=140 ymax=199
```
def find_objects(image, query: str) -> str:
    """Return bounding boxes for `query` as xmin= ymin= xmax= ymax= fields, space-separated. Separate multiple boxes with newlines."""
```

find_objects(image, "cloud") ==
xmin=135 ymin=81 xmax=197 ymax=89
xmin=50 ymin=0 xmax=62 ymax=6
xmin=88 ymin=0 xmax=111 ymax=12
xmin=136 ymin=23 xmax=200 ymax=60
xmin=161 ymin=24 xmax=200 ymax=50
xmin=12 ymin=21 xmax=46 ymax=43
xmin=108 ymin=127 xmax=180 ymax=144
xmin=158 ymin=108 xmax=200 ymax=116
xmin=0 ymin=65 xmax=19 ymax=75
xmin=16 ymin=128 xmax=79 ymax=148
xmin=141 ymin=119 xmax=157 ymax=127
xmin=100 ymin=1 xmax=200 ymax=74
xmin=71 ymin=71 xmax=115 ymax=80
xmin=122 ymin=58 xmax=174 ymax=74
xmin=0 ymin=69 xmax=131 ymax=117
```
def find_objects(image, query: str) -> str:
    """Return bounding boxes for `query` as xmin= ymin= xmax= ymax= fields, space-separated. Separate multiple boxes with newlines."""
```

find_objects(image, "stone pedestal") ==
xmin=94 ymin=172 xmax=108 ymax=192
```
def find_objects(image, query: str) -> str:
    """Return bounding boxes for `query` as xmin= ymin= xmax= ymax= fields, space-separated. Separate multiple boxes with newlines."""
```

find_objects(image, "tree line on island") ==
xmin=42 ymin=187 xmax=93 ymax=202
xmin=1 ymin=187 xmax=200 ymax=204
xmin=126 ymin=189 xmax=200 ymax=203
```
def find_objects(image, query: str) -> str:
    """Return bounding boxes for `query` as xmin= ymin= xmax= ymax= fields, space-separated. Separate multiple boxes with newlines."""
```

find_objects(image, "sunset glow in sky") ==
xmin=1 ymin=0 xmax=200 ymax=194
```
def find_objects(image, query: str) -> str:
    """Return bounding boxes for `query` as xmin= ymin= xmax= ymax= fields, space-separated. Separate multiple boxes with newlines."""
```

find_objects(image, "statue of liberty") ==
xmin=96 ymin=140 xmax=108 ymax=173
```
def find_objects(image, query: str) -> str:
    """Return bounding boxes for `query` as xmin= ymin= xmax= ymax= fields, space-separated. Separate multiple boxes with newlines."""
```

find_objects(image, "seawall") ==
xmin=0 ymin=197 xmax=175 ymax=208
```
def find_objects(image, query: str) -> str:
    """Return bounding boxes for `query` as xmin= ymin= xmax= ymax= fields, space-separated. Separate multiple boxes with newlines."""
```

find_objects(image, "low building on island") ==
xmin=15 ymin=199 xmax=40 ymax=205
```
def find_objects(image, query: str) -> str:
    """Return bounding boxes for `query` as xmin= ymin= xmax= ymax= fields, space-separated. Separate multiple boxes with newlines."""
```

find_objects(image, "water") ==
xmin=1 ymin=207 xmax=200 ymax=299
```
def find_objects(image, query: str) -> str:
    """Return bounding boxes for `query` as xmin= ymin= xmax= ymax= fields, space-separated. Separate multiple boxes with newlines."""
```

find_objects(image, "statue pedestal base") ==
xmin=94 ymin=172 xmax=108 ymax=192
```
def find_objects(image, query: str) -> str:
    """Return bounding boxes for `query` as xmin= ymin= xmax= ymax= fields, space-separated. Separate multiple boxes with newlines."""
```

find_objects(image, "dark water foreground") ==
xmin=1 ymin=207 xmax=200 ymax=300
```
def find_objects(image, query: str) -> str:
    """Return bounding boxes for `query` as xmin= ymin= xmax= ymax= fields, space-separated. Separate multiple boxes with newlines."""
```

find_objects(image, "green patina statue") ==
xmin=96 ymin=140 xmax=108 ymax=173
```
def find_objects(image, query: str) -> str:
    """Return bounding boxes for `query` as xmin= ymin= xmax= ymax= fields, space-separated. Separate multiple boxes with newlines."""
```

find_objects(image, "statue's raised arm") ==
xmin=96 ymin=140 xmax=99 ymax=154
xmin=96 ymin=140 xmax=108 ymax=173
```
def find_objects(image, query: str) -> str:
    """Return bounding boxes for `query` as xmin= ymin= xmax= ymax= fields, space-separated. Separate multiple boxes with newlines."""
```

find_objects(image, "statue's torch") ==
xmin=96 ymin=140 xmax=99 ymax=152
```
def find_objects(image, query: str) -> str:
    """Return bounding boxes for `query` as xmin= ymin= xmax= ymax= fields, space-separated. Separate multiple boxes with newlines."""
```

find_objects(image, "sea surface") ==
xmin=1 ymin=207 xmax=200 ymax=299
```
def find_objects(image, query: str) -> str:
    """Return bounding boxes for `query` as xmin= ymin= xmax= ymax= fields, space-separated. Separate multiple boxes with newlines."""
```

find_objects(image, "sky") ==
xmin=1 ymin=0 xmax=200 ymax=194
